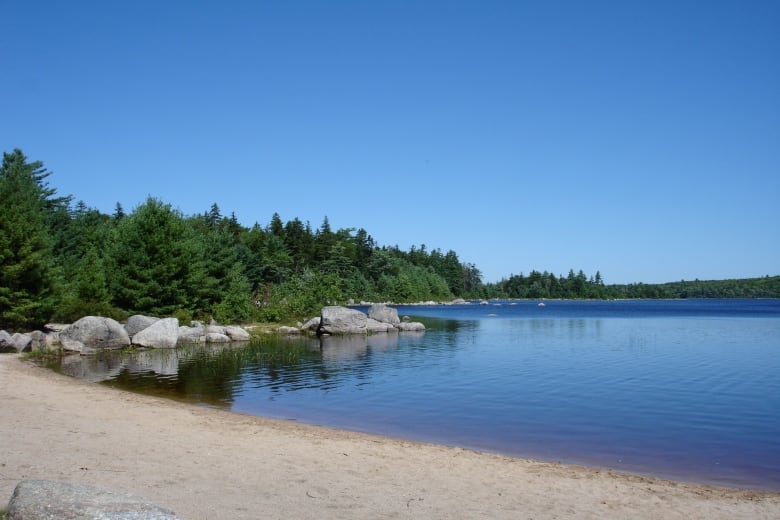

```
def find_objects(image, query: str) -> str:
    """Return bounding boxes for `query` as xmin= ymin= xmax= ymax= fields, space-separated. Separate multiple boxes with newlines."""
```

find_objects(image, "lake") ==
xmin=48 ymin=299 xmax=780 ymax=490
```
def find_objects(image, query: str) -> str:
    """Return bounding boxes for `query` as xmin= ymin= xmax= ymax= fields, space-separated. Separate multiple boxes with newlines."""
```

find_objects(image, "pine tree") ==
xmin=214 ymin=263 xmax=254 ymax=323
xmin=106 ymin=197 xmax=200 ymax=315
xmin=0 ymin=150 xmax=66 ymax=329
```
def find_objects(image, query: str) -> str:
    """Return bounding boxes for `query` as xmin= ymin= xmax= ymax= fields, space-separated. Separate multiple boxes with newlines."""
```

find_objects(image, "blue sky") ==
xmin=1 ymin=1 xmax=778 ymax=284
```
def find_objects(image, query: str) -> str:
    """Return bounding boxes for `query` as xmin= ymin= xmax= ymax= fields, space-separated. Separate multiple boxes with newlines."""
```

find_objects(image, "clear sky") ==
xmin=1 ymin=1 xmax=778 ymax=284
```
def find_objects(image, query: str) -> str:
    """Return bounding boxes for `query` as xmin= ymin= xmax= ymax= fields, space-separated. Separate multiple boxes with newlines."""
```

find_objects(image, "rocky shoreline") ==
xmin=0 ymin=304 xmax=424 ymax=354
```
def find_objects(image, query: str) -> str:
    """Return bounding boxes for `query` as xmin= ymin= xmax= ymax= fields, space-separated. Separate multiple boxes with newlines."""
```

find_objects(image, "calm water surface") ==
xmin=51 ymin=299 xmax=780 ymax=490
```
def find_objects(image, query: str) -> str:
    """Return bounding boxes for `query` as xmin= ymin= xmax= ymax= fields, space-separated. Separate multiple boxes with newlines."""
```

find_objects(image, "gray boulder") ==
xmin=205 ymin=332 xmax=231 ymax=343
xmin=11 ymin=333 xmax=33 ymax=352
xmin=0 ymin=330 xmax=16 ymax=352
xmin=318 ymin=306 xmax=368 ymax=335
xmin=6 ymin=479 xmax=180 ymax=519
xmin=132 ymin=317 xmax=179 ymax=349
xmin=277 ymin=326 xmax=300 ymax=335
xmin=125 ymin=314 xmax=160 ymax=338
xmin=368 ymin=304 xmax=401 ymax=325
xmin=27 ymin=330 xmax=56 ymax=352
xmin=301 ymin=317 xmax=320 ymax=333
xmin=366 ymin=318 xmax=396 ymax=333
xmin=397 ymin=321 xmax=426 ymax=332
xmin=225 ymin=325 xmax=250 ymax=341
xmin=205 ymin=324 xmax=226 ymax=335
xmin=59 ymin=316 xmax=131 ymax=354
xmin=178 ymin=322 xmax=205 ymax=343
xmin=44 ymin=323 xmax=69 ymax=333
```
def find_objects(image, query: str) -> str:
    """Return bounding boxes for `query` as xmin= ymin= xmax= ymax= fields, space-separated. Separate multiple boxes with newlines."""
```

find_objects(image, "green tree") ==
xmin=284 ymin=217 xmax=315 ymax=271
xmin=106 ymin=197 xmax=200 ymax=315
xmin=268 ymin=212 xmax=284 ymax=237
xmin=314 ymin=216 xmax=336 ymax=264
xmin=112 ymin=202 xmax=125 ymax=222
xmin=0 ymin=150 xmax=66 ymax=329
xmin=462 ymin=263 xmax=484 ymax=297
xmin=54 ymin=244 xmax=117 ymax=322
xmin=259 ymin=234 xmax=293 ymax=284
xmin=205 ymin=202 xmax=222 ymax=228
xmin=441 ymin=250 xmax=464 ymax=296
xmin=214 ymin=263 xmax=254 ymax=323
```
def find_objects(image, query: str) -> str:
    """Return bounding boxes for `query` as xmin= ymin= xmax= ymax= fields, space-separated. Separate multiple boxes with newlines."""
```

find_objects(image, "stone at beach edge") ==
xmin=125 ymin=314 xmax=160 ymax=338
xmin=6 ymin=479 xmax=180 ymax=520
xmin=132 ymin=317 xmax=180 ymax=349
xmin=59 ymin=316 xmax=131 ymax=354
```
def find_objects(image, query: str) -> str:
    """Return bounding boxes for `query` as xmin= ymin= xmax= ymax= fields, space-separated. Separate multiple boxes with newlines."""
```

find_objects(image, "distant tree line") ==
xmin=484 ymin=272 xmax=780 ymax=300
xmin=2 ymin=149 xmax=777 ymax=330
xmin=0 ymin=149 xmax=482 ymax=329
xmin=604 ymin=276 xmax=780 ymax=299
xmin=484 ymin=270 xmax=607 ymax=299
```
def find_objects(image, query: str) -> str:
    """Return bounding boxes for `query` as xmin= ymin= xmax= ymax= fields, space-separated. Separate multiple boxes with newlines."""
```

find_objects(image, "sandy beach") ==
xmin=1 ymin=354 xmax=778 ymax=519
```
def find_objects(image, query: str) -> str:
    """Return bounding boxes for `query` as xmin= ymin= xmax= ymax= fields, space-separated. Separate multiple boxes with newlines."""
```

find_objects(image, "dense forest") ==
xmin=1 ymin=149 xmax=777 ymax=330
xmin=0 ymin=149 xmax=483 ymax=329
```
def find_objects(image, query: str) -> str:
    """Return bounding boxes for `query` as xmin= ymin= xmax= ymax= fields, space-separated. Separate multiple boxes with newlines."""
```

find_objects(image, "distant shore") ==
xmin=1 ymin=354 xmax=778 ymax=520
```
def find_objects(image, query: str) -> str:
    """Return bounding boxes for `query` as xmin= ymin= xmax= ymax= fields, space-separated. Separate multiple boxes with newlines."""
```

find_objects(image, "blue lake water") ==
xmin=53 ymin=299 xmax=780 ymax=490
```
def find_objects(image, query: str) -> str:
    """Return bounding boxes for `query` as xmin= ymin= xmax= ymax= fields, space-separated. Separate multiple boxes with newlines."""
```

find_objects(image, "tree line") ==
xmin=2 ymin=149 xmax=777 ymax=330
xmin=483 ymin=271 xmax=780 ymax=300
xmin=0 ymin=149 xmax=483 ymax=329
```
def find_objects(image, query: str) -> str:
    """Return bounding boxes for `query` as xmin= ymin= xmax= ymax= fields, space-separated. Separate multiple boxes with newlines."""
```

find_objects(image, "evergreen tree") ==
xmin=268 ymin=212 xmax=284 ymax=237
xmin=259 ymin=234 xmax=292 ymax=284
xmin=106 ymin=197 xmax=200 ymax=315
xmin=284 ymin=217 xmax=315 ymax=271
xmin=206 ymin=202 xmax=221 ymax=228
xmin=214 ymin=263 xmax=254 ymax=323
xmin=0 ymin=150 xmax=65 ymax=329
xmin=113 ymin=202 xmax=125 ymax=222
xmin=314 ymin=216 xmax=336 ymax=263
xmin=441 ymin=250 xmax=464 ymax=296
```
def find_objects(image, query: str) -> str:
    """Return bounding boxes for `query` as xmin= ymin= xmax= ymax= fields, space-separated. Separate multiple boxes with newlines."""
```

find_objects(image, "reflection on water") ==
xmin=51 ymin=332 xmax=432 ymax=406
xmin=45 ymin=300 xmax=780 ymax=491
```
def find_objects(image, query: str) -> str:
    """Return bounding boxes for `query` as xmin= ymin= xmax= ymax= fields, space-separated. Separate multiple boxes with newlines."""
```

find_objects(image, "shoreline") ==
xmin=1 ymin=354 xmax=778 ymax=519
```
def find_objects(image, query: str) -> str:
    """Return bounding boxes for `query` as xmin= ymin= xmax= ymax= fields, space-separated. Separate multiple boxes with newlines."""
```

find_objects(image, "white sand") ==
xmin=1 ymin=354 xmax=778 ymax=519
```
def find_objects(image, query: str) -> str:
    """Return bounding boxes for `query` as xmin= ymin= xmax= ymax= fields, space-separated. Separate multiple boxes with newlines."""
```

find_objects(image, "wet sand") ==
xmin=1 ymin=353 xmax=778 ymax=519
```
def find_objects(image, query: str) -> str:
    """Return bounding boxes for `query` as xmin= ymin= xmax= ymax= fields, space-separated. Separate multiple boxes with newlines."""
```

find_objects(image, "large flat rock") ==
xmin=6 ymin=480 xmax=180 ymax=519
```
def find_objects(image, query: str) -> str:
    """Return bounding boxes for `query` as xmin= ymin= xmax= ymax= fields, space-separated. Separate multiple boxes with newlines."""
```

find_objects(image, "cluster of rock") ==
xmin=0 ymin=315 xmax=251 ymax=355
xmin=278 ymin=304 xmax=425 ymax=336
xmin=0 ymin=305 xmax=422 ymax=353
xmin=0 ymin=329 xmax=53 ymax=354
xmin=354 ymin=298 xmax=469 ymax=306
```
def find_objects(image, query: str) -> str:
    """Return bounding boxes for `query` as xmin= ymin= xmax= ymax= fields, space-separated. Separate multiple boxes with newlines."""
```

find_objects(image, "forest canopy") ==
xmin=1 ymin=149 xmax=777 ymax=330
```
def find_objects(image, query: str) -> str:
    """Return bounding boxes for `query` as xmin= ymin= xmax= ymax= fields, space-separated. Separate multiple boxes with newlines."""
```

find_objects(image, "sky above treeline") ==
xmin=1 ymin=1 xmax=778 ymax=284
